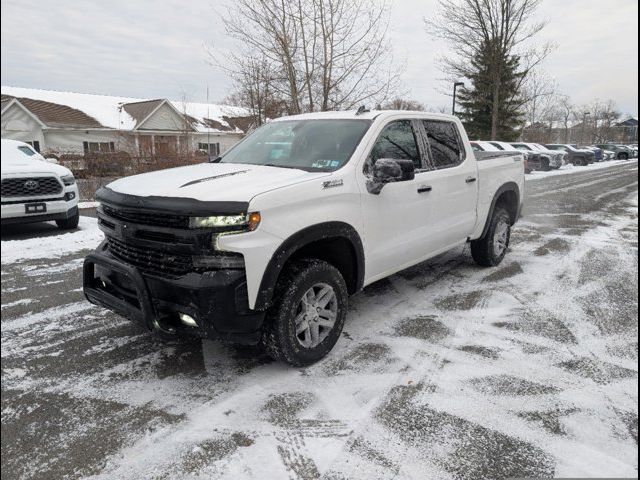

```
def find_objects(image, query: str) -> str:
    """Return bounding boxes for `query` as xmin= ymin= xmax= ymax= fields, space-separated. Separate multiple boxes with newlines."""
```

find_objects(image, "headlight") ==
xmin=189 ymin=212 xmax=261 ymax=231
xmin=61 ymin=174 xmax=76 ymax=186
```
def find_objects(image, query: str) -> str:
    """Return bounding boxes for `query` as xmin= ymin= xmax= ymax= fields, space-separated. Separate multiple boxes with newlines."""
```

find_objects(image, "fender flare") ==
xmin=479 ymin=182 xmax=521 ymax=239
xmin=254 ymin=222 xmax=365 ymax=311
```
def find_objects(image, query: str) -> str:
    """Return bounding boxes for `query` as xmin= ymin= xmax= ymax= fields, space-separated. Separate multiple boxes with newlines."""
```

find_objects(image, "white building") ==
xmin=1 ymin=86 xmax=254 ymax=158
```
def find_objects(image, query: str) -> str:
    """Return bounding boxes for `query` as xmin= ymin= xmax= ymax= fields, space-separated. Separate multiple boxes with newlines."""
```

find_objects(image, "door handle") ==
xmin=465 ymin=177 xmax=477 ymax=184
xmin=417 ymin=186 xmax=432 ymax=193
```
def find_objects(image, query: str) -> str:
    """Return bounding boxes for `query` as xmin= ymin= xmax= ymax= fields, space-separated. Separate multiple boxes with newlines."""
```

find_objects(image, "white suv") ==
xmin=1 ymin=139 xmax=80 ymax=229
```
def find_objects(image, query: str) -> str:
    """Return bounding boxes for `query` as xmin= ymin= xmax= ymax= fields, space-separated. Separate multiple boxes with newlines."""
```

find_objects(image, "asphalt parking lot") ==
xmin=1 ymin=161 xmax=638 ymax=479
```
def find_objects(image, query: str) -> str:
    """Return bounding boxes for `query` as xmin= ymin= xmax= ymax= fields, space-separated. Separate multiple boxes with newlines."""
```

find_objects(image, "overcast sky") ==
xmin=1 ymin=0 xmax=638 ymax=116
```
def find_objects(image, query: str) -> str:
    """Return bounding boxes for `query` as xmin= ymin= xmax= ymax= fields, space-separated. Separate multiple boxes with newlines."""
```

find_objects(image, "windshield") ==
xmin=512 ymin=144 xmax=532 ymax=151
xmin=220 ymin=119 xmax=372 ymax=172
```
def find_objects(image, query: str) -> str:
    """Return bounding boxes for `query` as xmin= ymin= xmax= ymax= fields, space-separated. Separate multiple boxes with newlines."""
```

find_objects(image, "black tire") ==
xmin=541 ymin=159 xmax=551 ymax=172
xmin=261 ymin=259 xmax=348 ymax=366
xmin=471 ymin=207 xmax=512 ymax=267
xmin=56 ymin=211 xmax=80 ymax=230
xmin=619 ymin=153 xmax=629 ymax=160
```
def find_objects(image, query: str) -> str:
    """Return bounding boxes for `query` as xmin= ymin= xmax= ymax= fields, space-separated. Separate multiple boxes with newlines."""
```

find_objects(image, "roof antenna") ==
xmin=355 ymin=105 xmax=370 ymax=116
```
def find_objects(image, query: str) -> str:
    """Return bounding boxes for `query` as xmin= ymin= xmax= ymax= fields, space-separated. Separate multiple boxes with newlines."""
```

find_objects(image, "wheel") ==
xmin=471 ymin=207 xmax=512 ymax=267
xmin=56 ymin=211 xmax=80 ymax=230
xmin=541 ymin=159 xmax=551 ymax=172
xmin=261 ymin=259 xmax=348 ymax=366
xmin=619 ymin=153 xmax=629 ymax=160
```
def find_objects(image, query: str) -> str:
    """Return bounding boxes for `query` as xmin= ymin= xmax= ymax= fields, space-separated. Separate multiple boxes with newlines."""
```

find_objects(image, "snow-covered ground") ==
xmin=525 ymin=159 xmax=637 ymax=181
xmin=1 ymin=216 xmax=102 ymax=264
xmin=1 ymin=161 xmax=638 ymax=479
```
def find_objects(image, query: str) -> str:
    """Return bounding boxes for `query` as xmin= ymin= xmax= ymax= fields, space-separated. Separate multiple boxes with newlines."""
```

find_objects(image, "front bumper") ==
xmin=1 ymin=204 xmax=78 ymax=225
xmin=83 ymin=248 xmax=265 ymax=344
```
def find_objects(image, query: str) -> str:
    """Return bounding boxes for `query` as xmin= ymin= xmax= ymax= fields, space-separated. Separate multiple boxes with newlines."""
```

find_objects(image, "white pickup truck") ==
xmin=1 ymin=139 xmax=80 ymax=229
xmin=84 ymin=110 xmax=525 ymax=365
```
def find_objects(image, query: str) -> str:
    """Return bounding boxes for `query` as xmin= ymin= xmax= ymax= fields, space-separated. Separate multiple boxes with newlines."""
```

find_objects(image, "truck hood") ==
xmin=1 ymin=158 xmax=72 ymax=177
xmin=106 ymin=162 xmax=330 ymax=202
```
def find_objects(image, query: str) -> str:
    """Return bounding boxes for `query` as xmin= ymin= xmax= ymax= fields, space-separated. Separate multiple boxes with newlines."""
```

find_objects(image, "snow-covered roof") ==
xmin=1 ymin=86 xmax=252 ymax=134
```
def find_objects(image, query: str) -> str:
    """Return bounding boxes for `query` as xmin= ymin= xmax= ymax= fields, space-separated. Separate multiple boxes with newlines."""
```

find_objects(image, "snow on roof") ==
xmin=1 ymin=86 xmax=252 ymax=133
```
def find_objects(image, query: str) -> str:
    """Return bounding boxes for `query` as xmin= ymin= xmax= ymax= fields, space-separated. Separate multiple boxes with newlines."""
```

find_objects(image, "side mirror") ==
xmin=366 ymin=158 xmax=415 ymax=194
xmin=45 ymin=157 xmax=59 ymax=164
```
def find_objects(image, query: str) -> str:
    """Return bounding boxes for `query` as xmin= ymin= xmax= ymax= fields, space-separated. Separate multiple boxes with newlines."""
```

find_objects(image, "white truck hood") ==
xmin=1 ymin=158 xmax=72 ymax=177
xmin=106 ymin=162 xmax=330 ymax=202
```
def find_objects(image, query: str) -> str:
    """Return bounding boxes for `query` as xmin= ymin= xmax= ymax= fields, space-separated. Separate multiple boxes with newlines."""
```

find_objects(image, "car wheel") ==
xmin=55 ymin=211 xmax=80 ymax=230
xmin=620 ymin=153 xmax=629 ymax=160
xmin=471 ymin=207 xmax=512 ymax=267
xmin=261 ymin=259 xmax=348 ymax=366
xmin=541 ymin=159 xmax=551 ymax=172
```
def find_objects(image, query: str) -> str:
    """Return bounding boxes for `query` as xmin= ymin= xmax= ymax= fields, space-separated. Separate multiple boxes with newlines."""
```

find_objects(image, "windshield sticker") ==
xmin=311 ymin=159 xmax=341 ymax=169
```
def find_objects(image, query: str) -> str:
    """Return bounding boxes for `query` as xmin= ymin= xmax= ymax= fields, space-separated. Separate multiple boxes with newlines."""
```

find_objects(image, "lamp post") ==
xmin=452 ymin=82 xmax=465 ymax=116
xmin=582 ymin=111 xmax=591 ymax=146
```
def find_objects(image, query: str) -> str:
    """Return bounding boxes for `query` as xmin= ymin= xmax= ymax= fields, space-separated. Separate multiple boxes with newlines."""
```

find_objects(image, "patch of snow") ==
xmin=525 ymin=159 xmax=637 ymax=181
xmin=1 ymin=86 xmax=252 ymax=133
xmin=1 ymin=216 xmax=102 ymax=264
xmin=78 ymin=201 xmax=100 ymax=209
xmin=0 ymin=298 xmax=35 ymax=310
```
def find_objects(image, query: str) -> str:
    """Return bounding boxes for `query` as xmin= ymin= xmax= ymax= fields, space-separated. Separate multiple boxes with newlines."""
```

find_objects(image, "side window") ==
xmin=370 ymin=120 xmax=421 ymax=170
xmin=422 ymin=120 xmax=465 ymax=169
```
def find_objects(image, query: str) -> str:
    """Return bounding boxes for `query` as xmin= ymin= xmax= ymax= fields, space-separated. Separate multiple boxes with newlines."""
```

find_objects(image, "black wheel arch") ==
xmin=255 ymin=221 xmax=365 ymax=311
xmin=478 ymin=182 xmax=521 ymax=240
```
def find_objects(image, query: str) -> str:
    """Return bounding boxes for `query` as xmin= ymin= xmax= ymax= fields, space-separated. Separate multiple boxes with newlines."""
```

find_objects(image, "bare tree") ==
xmin=522 ymin=70 xmax=557 ymax=127
xmin=557 ymin=95 xmax=575 ymax=143
xmin=380 ymin=98 xmax=426 ymax=111
xmin=212 ymin=0 xmax=401 ymax=115
xmin=225 ymin=57 xmax=285 ymax=126
xmin=426 ymin=0 xmax=552 ymax=139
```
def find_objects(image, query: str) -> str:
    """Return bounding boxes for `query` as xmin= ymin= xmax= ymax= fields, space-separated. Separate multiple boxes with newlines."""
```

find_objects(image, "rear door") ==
xmin=416 ymin=120 xmax=479 ymax=251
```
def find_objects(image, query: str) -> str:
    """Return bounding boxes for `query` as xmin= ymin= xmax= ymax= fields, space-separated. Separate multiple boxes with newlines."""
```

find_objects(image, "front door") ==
xmin=359 ymin=119 xmax=437 ymax=281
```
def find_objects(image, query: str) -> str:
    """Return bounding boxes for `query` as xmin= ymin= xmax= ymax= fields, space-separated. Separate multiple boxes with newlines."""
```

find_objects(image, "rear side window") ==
xmin=370 ymin=120 xmax=421 ymax=170
xmin=17 ymin=145 xmax=37 ymax=157
xmin=422 ymin=120 xmax=465 ymax=169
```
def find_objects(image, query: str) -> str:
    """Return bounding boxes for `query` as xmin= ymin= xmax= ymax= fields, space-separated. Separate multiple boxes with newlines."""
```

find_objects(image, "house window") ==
xmin=83 ymin=141 xmax=115 ymax=154
xmin=198 ymin=142 xmax=221 ymax=156
xmin=26 ymin=141 xmax=41 ymax=153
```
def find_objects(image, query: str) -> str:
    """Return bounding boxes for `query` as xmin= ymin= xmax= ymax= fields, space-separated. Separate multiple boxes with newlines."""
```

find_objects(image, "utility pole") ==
xmin=452 ymin=82 xmax=465 ymax=116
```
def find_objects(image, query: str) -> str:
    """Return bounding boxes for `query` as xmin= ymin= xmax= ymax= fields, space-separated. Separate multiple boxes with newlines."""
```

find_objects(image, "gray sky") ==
xmin=1 ymin=0 xmax=638 ymax=116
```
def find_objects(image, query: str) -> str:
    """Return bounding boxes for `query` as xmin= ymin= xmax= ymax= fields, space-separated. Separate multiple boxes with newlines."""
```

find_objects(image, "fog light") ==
xmin=65 ymin=191 xmax=76 ymax=201
xmin=179 ymin=313 xmax=198 ymax=327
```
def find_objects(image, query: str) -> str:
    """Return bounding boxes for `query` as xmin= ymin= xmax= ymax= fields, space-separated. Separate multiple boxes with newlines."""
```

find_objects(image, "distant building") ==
xmin=521 ymin=116 xmax=638 ymax=145
xmin=1 ymin=86 xmax=254 ymax=157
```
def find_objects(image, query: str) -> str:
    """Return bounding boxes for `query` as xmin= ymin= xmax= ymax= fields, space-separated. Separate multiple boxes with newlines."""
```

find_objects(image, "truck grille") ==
xmin=106 ymin=236 xmax=193 ymax=278
xmin=1 ymin=177 xmax=62 ymax=198
xmin=102 ymin=205 xmax=189 ymax=229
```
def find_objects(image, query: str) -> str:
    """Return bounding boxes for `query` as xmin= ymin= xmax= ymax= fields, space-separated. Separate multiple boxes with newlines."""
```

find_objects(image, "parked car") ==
xmin=84 ymin=111 xmax=525 ymax=366
xmin=545 ymin=144 xmax=595 ymax=166
xmin=1 ymin=139 xmax=79 ymax=229
xmin=510 ymin=142 xmax=564 ymax=170
xmin=471 ymin=141 xmax=532 ymax=174
xmin=627 ymin=145 xmax=638 ymax=158
xmin=602 ymin=150 xmax=616 ymax=161
xmin=488 ymin=141 xmax=547 ymax=172
xmin=585 ymin=146 xmax=604 ymax=162
xmin=595 ymin=143 xmax=633 ymax=160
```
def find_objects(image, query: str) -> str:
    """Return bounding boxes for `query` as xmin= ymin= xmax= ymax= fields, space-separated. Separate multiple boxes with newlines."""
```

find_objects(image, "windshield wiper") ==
xmin=262 ymin=163 xmax=301 ymax=170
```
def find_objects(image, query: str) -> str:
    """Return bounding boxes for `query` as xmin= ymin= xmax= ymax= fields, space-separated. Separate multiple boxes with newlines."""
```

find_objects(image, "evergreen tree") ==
xmin=457 ymin=39 xmax=526 ymax=141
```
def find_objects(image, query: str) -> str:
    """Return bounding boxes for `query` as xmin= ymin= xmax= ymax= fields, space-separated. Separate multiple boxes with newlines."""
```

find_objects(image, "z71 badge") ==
xmin=322 ymin=179 xmax=344 ymax=189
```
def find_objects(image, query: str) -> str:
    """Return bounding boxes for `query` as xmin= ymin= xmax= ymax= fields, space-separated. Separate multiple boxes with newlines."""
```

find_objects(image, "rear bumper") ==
xmin=83 ymin=249 xmax=265 ymax=344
